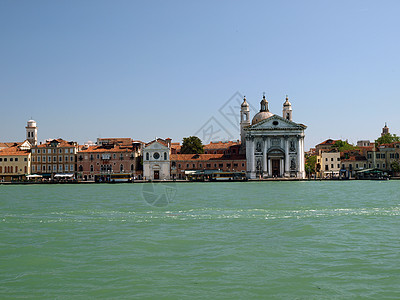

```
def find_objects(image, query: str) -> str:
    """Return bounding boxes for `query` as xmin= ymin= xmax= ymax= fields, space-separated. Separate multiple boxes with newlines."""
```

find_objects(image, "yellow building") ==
xmin=0 ymin=141 xmax=31 ymax=182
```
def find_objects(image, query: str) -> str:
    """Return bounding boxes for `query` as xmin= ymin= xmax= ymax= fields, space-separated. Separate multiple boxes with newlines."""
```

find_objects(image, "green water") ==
xmin=1 ymin=181 xmax=400 ymax=299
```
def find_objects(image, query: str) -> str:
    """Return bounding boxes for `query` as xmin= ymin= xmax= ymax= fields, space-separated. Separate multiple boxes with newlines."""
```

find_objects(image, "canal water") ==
xmin=1 ymin=181 xmax=399 ymax=299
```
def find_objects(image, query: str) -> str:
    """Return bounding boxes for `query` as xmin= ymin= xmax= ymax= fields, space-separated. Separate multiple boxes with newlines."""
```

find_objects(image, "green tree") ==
xmin=332 ymin=140 xmax=356 ymax=152
xmin=181 ymin=136 xmax=204 ymax=154
xmin=376 ymin=133 xmax=400 ymax=145
xmin=391 ymin=161 xmax=400 ymax=173
xmin=305 ymin=155 xmax=317 ymax=176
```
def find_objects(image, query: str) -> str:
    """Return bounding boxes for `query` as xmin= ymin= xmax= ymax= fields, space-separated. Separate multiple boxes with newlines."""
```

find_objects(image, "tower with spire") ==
xmin=382 ymin=123 xmax=389 ymax=136
xmin=26 ymin=119 xmax=38 ymax=146
xmin=240 ymin=96 xmax=250 ymax=147
xmin=282 ymin=95 xmax=292 ymax=121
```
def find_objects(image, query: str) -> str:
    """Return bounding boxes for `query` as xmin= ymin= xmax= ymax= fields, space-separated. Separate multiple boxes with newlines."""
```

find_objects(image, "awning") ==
xmin=54 ymin=173 xmax=74 ymax=178
xmin=26 ymin=174 xmax=43 ymax=179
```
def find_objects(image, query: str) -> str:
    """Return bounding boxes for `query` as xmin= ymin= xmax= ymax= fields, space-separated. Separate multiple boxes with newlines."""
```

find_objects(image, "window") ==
xmin=48 ymin=156 xmax=51 ymax=162
xmin=381 ymin=154 xmax=386 ymax=159
xmin=31 ymin=166 xmax=35 ymax=172
xmin=53 ymin=165 xmax=57 ymax=171
xmin=65 ymin=165 xmax=69 ymax=171
xmin=59 ymin=149 xmax=62 ymax=154
xmin=38 ymin=149 xmax=41 ymax=154
xmin=376 ymin=153 xmax=381 ymax=159
xmin=199 ymin=163 xmax=202 ymax=168
xmin=396 ymin=153 xmax=400 ymax=159
xmin=53 ymin=149 xmax=56 ymax=154
xmin=37 ymin=156 xmax=40 ymax=162
xmin=186 ymin=164 xmax=189 ymax=168
xmin=79 ymin=165 xmax=83 ymax=171
xmin=43 ymin=165 xmax=46 ymax=171
xmin=70 ymin=165 xmax=74 ymax=171
xmin=377 ymin=163 xmax=380 ymax=168
xmin=227 ymin=163 xmax=231 ymax=168
xmin=53 ymin=156 xmax=56 ymax=162
xmin=70 ymin=156 xmax=74 ymax=162
xmin=242 ymin=163 xmax=245 ymax=167
xmin=214 ymin=164 xmax=217 ymax=168
xmin=4 ymin=158 xmax=7 ymax=162
xmin=32 ymin=149 xmax=36 ymax=154
xmin=337 ymin=157 xmax=340 ymax=161
xmin=43 ymin=156 xmax=46 ymax=162
xmin=325 ymin=165 xmax=328 ymax=171
xmin=368 ymin=153 xmax=372 ymax=159
xmin=120 ymin=164 xmax=123 ymax=172
xmin=90 ymin=165 xmax=94 ymax=172
xmin=331 ymin=158 xmax=333 ymax=161
xmin=325 ymin=158 xmax=328 ymax=161
xmin=131 ymin=164 xmax=134 ymax=171
xmin=219 ymin=163 xmax=223 ymax=168
xmin=113 ymin=154 xmax=116 ymax=159
xmin=178 ymin=164 xmax=181 ymax=168
xmin=15 ymin=158 xmax=19 ymax=162
xmin=207 ymin=163 xmax=211 ymax=168
xmin=356 ymin=164 xmax=359 ymax=168
xmin=120 ymin=154 xmax=124 ymax=160
xmin=65 ymin=149 xmax=69 ymax=153
xmin=164 ymin=152 xmax=167 ymax=160
xmin=48 ymin=149 xmax=51 ymax=154
xmin=97 ymin=154 xmax=100 ymax=159
xmin=59 ymin=165 xmax=63 ymax=171
xmin=146 ymin=153 xmax=149 ymax=160
xmin=331 ymin=164 xmax=333 ymax=168
xmin=90 ymin=154 xmax=94 ymax=160
xmin=59 ymin=156 xmax=62 ymax=162
xmin=192 ymin=164 xmax=195 ymax=168
xmin=172 ymin=161 xmax=176 ymax=167
xmin=383 ymin=163 xmax=385 ymax=168
xmin=0 ymin=158 xmax=2 ymax=162
xmin=342 ymin=164 xmax=345 ymax=169
xmin=10 ymin=158 xmax=13 ymax=162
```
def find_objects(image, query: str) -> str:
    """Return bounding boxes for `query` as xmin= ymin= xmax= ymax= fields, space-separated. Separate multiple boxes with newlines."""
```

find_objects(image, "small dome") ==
xmin=27 ymin=120 xmax=37 ymax=127
xmin=283 ymin=96 xmax=292 ymax=107
xmin=241 ymin=97 xmax=249 ymax=107
xmin=252 ymin=111 xmax=274 ymax=125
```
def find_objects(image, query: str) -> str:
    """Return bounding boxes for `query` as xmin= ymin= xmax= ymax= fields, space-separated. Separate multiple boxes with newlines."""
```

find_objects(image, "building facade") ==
xmin=143 ymin=138 xmax=171 ymax=180
xmin=242 ymin=95 xmax=306 ymax=179
xmin=77 ymin=139 xmax=143 ymax=181
xmin=0 ymin=141 xmax=31 ymax=182
xmin=30 ymin=139 xmax=79 ymax=179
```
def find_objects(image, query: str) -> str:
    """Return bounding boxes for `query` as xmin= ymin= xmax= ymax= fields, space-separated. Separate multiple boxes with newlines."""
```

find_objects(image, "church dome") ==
xmin=252 ymin=111 xmax=274 ymax=125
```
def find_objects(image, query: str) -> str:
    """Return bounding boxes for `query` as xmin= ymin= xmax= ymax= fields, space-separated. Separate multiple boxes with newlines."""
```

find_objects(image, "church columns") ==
xmin=284 ymin=137 xmax=290 ymax=177
xmin=268 ymin=159 xmax=272 ymax=177
xmin=263 ymin=137 xmax=268 ymax=177
xmin=246 ymin=136 xmax=256 ymax=179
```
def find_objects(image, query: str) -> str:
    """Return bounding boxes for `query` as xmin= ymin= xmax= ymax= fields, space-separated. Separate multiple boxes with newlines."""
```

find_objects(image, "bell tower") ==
xmin=282 ymin=95 xmax=292 ymax=121
xmin=240 ymin=96 xmax=250 ymax=147
xmin=26 ymin=119 xmax=38 ymax=146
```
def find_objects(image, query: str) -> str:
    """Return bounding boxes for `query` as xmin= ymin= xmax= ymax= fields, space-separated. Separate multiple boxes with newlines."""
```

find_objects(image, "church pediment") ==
xmin=246 ymin=115 xmax=306 ymax=131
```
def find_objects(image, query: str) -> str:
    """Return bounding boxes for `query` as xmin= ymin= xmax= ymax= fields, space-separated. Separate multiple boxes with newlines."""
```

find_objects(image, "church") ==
xmin=241 ymin=94 xmax=307 ymax=179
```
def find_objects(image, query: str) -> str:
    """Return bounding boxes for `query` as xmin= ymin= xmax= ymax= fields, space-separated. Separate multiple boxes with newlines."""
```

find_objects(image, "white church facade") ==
xmin=241 ymin=95 xmax=307 ymax=179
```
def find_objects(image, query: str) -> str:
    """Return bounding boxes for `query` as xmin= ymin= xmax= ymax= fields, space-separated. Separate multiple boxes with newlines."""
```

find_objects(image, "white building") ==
xmin=242 ymin=95 xmax=307 ymax=179
xmin=143 ymin=138 xmax=171 ymax=180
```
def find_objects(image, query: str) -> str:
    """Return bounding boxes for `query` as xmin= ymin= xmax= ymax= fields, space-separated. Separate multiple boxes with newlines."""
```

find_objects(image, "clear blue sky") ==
xmin=1 ymin=0 xmax=400 ymax=150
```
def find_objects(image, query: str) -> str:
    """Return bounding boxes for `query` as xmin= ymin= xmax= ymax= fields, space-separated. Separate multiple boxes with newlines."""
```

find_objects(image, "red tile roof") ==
xmin=0 ymin=146 xmax=30 ymax=156
xmin=170 ymin=154 xmax=245 ymax=161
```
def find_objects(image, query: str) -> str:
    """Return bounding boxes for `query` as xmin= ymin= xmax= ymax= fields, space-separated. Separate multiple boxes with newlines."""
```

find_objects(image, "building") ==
xmin=77 ymin=139 xmax=143 ymax=181
xmin=0 ymin=141 xmax=31 ymax=182
xmin=318 ymin=151 xmax=341 ymax=178
xmin=143 ymin=138 xmax=171 ymax=180
xmin=170 ymin=153 xmax=246 ymax=180
xmin=30 ymin=138 xmax=79 ymax=179
xmin=340 ymin=150 xmax=368 ymax=178
xmin=315 ymin=139 xmax=338 ymax=154
xmin=242 ymin=95 xmax=307 ymax=179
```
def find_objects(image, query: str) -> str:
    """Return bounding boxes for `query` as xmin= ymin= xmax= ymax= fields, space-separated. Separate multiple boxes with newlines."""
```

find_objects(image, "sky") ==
xmin=1 ymin=0 xmax=400 ymax=150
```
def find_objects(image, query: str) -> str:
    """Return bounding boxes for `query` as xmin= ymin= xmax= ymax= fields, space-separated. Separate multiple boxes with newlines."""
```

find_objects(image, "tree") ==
xmin=181 ymin=136 xmax=204 ymax=154
xmin=376 ymin=133 xmax=400 ymax=145
xmin=332 ymin=140 xmax=356 ymax=152
xmin=305 ymin=155 xmax=317 ymax=176
xmin=391 ymin=161 xmax=400 ymax=173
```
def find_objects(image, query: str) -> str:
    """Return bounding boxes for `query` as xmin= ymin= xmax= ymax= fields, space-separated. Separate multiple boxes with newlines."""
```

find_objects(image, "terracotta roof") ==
xmin=317 ymin=139 xmax=339 ymax=146
xmin=170 ymin=154 xmax=246 ymax=161
xmin=97 ymin=138 xmax=133 ymax=145
xmin=203 ymin=141 xmax=241 ymax=149
xmin=78 ymin=145 xmax=136 ymax=153
xmin=35 ymin=138 xmax=77 ymax=148
xmin=0 ymin=142 xmax=20 ymax=148
xmin=0 ymin=146 xmax=30 ymax=156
